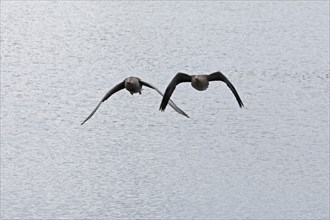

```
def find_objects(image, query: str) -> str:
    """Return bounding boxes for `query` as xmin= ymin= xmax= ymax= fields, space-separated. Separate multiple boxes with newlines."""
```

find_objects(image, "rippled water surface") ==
xmin=1 ymin=2 xmax=329 ymax=219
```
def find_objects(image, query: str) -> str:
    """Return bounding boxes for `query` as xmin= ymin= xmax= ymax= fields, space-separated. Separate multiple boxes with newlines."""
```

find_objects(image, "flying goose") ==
xmin=159 ymin=71 xmax=244 ymax=112
xmin=81 ymin=76 xmax=189 ymax=125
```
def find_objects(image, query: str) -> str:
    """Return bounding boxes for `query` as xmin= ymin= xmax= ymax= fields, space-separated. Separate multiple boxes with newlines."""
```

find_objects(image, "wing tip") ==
xmin=239 ymin=101 xmax=244 ymax=108
xmin=159 ymin=103 xmax=167 ymax=112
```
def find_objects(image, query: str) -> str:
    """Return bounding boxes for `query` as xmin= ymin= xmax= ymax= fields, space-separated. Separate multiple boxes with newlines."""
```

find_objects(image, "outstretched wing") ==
xmin=81 ymin=81 xmax=125 ymax=125
xmin=159 ymin=72 xmax=192 ymax=111
xmin=140 ymin=80 xmax=189 ymax=118
xmin=207 ymin=71 xmax=244 ymax=108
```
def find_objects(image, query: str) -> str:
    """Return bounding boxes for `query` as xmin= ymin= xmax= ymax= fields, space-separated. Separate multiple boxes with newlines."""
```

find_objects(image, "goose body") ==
xmin=125 ymin=77 xmax=142 ymax=94
xmin=82 ymin=76 xmax=189 ymax=125
xmin=191 ymin=75 xmax=209 ymax=91
xmin=159 ymin=71 xmax=244 ymax=112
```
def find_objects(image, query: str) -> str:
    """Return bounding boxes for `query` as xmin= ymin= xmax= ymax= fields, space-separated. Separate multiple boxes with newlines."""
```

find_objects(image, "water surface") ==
xmin=1 ymin=1 xmax=329 ymax=219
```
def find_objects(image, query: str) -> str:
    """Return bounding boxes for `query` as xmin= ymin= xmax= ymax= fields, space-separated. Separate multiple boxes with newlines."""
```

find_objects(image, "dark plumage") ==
xmin=82 ymin=76 xmax=189 ymax=125
xmin=160 ymin=71 xmax=244 ymax=112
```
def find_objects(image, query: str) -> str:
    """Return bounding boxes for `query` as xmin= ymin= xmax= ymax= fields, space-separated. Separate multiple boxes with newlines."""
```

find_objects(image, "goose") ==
xmin=81 ymin=76 xmax=189 ymax=125
xmin=159 ymin=71 xmax=244 ymax=112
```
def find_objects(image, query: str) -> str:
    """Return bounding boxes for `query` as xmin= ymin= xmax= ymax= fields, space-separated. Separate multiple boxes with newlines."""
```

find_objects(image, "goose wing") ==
xmin=207 ymin=71 xmax=244 ymax=108
xmin=159 ymin=72 xmax=192 ymax=111
xmin=140 ymin=80 xmax=189 ymax=118
xmin=81 ymin=81 xmax=125 ymax=125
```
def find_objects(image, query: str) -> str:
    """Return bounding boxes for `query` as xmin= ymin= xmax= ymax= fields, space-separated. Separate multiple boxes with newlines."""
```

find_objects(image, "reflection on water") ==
xmin=1 ymin=1 xmax=329 ymax=219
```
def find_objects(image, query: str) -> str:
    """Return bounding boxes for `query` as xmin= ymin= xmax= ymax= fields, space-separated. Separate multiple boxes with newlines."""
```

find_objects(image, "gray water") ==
xmin=1 ymin=1 xmax=329 ymax=219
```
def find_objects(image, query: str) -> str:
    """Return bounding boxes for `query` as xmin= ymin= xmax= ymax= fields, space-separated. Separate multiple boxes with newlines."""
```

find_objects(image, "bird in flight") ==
xmin=82 ymin=76 xmax=189 ymax=125
xmin=159 ymin=71 xmax=244 ymax=112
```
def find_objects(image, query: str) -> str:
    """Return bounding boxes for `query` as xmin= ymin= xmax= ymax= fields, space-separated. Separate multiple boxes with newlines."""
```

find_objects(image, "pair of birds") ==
xmin=81 ymin=71 xmax=244 ymax=125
